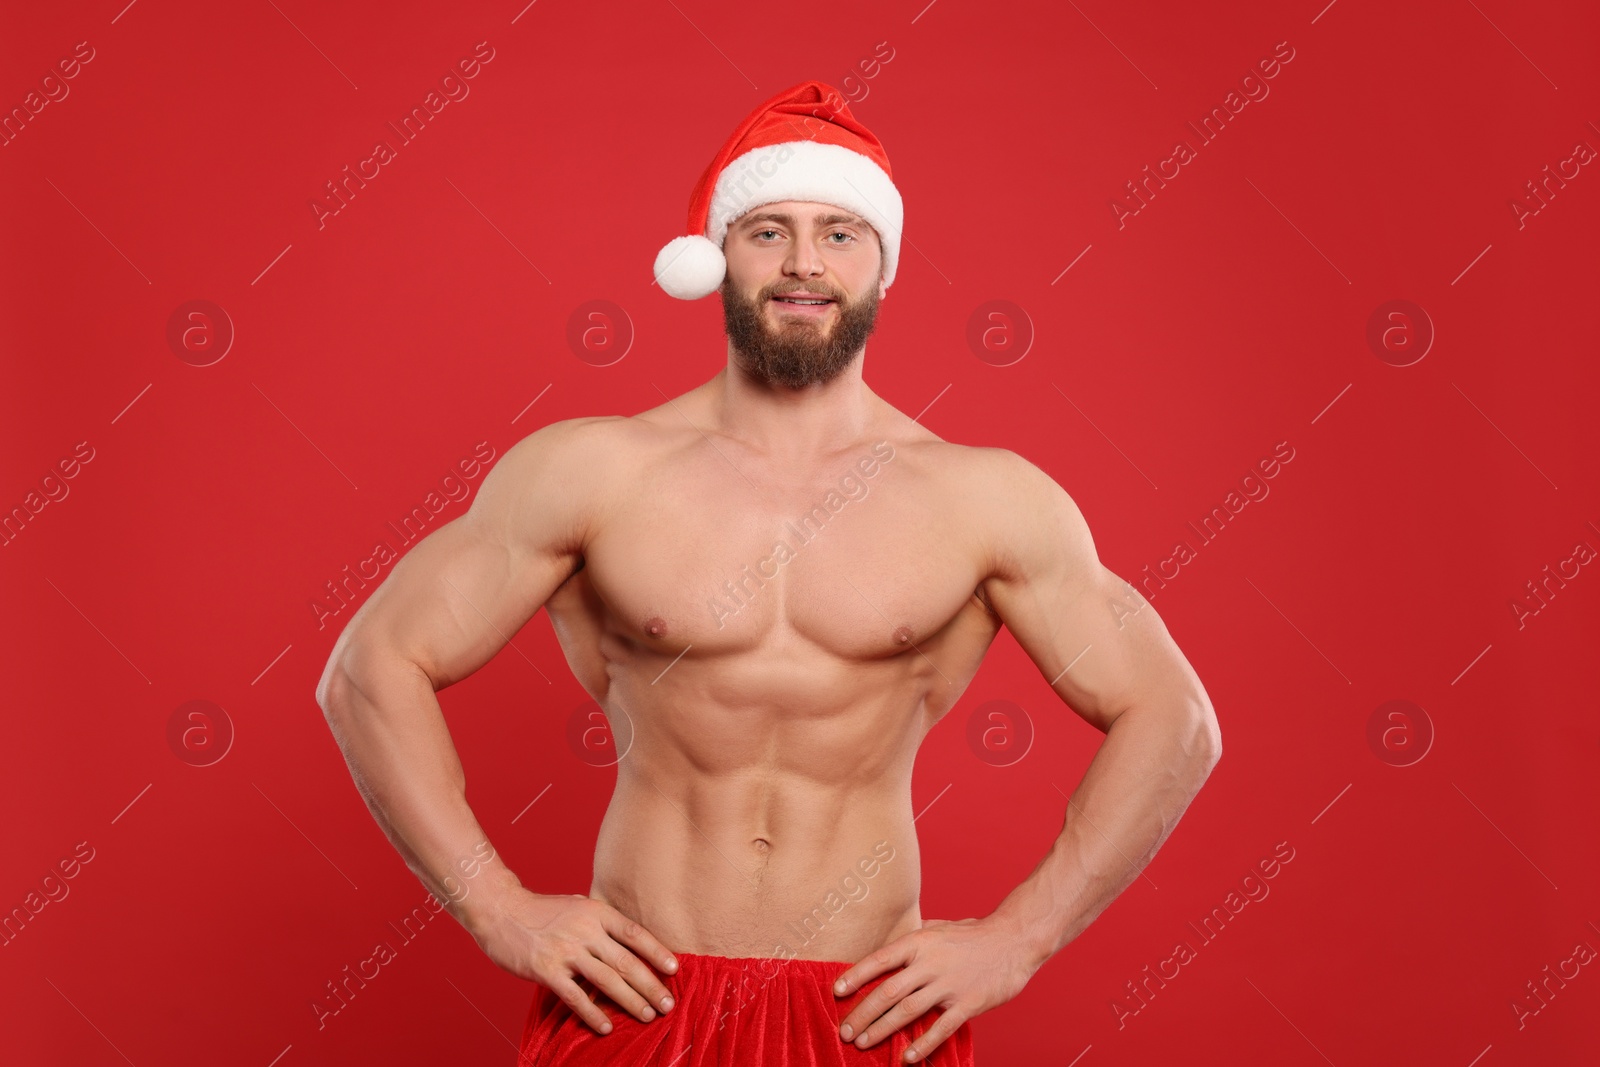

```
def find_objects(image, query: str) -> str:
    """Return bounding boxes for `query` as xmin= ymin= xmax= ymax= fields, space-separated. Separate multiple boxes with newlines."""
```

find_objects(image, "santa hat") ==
xmin=652 ymin=80 xmax=903 ymax=300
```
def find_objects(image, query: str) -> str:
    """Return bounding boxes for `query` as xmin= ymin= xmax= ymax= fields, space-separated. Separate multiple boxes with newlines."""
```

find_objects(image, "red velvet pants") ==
xmin=517 ymin=951 xmax=977 ymax=1065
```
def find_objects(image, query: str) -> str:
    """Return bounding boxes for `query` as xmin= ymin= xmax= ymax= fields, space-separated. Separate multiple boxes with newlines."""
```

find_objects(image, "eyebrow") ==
xmin=737 ymin=210 xmax=868 ymax=231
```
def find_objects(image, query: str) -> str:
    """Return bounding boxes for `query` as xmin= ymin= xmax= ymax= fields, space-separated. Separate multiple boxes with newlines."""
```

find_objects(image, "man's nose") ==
xmin=784 ymin=234 xmax=824 ymax=278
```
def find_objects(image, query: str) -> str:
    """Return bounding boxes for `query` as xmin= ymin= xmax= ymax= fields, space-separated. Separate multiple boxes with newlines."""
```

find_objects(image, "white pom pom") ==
xmin=653 ymin=235 xmax=726 ymax=300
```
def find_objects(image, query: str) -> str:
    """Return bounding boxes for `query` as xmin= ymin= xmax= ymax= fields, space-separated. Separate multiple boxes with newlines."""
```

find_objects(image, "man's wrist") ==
xmin=989 ymin=874 xmax=1077 ymax=975
xmin=990 ymin=902 xmax=1059 ymax=975
xmin=441 ymin=860 xmax=526 ymax=938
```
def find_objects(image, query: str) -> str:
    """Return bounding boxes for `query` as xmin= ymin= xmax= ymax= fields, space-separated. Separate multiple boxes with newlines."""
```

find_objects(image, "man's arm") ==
xmin=977 ymin=448 xmax=1222 ymax=973
xmin=314 ymin=418 xmax=601 ymax=935
xmin=829 ymin=448 xmax=1222 ymax=1060
xmin=316 ymin=417 xmax=681 ymax=1033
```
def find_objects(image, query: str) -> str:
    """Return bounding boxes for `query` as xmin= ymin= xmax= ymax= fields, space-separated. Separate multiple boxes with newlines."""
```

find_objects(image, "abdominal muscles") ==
xmin=586 ymin=646 xmax=933 ymax=961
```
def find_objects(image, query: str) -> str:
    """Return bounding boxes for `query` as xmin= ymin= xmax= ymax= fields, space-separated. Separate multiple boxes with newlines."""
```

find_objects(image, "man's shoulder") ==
xmin=499 ymin=414 xmax=643 ymax=472
xmin=903 ymin=438 xmax=1054 ymax=499
xmin=467 ymin=412 xmax=675 ymax=556
xmin=913 ymin=441 xmax=1091 ymax=585
xmin=478 ymin=416 xmax=645 ymax=540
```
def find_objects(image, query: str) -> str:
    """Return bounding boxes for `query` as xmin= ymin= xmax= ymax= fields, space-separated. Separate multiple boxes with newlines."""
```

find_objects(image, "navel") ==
xmin=892 ymin=625 xmax=914 ymax=645
xmin=644 ymin=615 xmax=668 ymax=638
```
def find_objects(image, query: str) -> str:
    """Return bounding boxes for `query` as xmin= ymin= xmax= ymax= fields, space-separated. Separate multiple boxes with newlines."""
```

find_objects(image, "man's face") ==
xmin=719 ymin=200 xmax=884 ymax=390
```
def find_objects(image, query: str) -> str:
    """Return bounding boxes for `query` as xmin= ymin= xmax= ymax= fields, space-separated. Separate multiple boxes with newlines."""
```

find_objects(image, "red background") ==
xmin=3 ymin=1 xmax=1596 ymax=1064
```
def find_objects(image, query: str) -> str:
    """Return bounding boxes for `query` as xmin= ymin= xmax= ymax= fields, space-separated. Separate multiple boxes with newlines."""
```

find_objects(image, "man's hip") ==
xmin=517 ymin=950 xmax=977 ymax=1065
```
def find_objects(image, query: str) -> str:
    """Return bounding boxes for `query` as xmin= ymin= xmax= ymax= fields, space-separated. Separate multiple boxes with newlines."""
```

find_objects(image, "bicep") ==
xmin=980 ymin=452 xmax=1202 ymax=733
xmin=325 ymin=421 xmax=599 ymax=692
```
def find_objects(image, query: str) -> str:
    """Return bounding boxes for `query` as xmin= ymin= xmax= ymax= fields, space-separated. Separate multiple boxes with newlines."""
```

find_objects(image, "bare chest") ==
xmin=575 ymin=443 xmax=985 ymax=662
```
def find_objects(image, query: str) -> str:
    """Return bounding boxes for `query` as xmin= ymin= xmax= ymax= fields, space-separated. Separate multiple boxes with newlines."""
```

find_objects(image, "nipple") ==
xmin=644 ymin=616 xmax=668 ymax=638
xmin=892 ymin=625 xmax=914 ymax=645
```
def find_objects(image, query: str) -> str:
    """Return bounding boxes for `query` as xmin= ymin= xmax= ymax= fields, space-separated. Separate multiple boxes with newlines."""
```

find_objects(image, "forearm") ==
xmin=990 ymin=697 xmax=1220 ymax=972
xmin=318 ymin=645 xmax=525 ymax=938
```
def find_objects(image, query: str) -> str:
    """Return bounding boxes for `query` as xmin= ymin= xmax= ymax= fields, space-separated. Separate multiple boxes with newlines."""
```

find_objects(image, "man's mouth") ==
xmin=770 ymin=292 xmax=836 ymax=316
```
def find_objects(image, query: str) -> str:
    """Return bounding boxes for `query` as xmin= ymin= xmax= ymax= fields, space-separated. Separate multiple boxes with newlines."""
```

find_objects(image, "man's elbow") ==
xmin=1121 ymin=690 xmax=1220 ymax=769
xmin=1190 ymin=696 xmax=1222 ymax=770
xmin=316 ymin=640 xmax=372 ymax=722
xmin=316 ymin=641 xmax=432 ymax=727
xmin=315 ymin=653 xmax=350 ymax=720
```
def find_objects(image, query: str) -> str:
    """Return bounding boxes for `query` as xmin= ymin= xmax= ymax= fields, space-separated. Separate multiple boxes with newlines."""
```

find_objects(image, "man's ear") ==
xmin=873 ymin=229 xmax=888 ymax=301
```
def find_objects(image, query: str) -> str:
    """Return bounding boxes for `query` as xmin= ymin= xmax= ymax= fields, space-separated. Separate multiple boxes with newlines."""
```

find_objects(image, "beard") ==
xmin=720 ymin=276 xmax=881 ymax=389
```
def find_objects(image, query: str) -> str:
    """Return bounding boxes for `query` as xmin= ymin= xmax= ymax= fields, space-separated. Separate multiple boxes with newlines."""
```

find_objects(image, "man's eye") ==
xmin=752 ymin=230 xmax=853 ymax=242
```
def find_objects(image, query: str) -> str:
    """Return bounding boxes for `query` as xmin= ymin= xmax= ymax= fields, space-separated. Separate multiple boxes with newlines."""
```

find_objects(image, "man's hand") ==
xmin=833 ymin=916 xmax=1036 ymax=1062
xmin=470 ymin=888 xmax=680 ymax=1036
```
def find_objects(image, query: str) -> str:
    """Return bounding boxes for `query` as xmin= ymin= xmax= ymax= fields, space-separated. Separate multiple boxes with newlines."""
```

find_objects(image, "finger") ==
xmin=596 ymin=935 xmax=676 ymax=1014
xmin=853 ymin=983 xmax=937 ymax=1050
xmin=902 ymin=1006 xmax=967 ymax=1064
xmin=602 ymin=909 xmax=681 ymax=989
xmin=834 ymin=939 xmax=912 ymax=1001
xmin=574 ymin=952 xmax=658 ymax=1024
xmin=552 ymin=975 xmax=616 ymax=1036
xmin=840 ymin=962 xmax=924 ymax=1042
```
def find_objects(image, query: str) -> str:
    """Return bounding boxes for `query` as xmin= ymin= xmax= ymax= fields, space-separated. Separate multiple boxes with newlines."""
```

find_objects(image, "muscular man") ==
xmin=316 ymin=82 xmax=1220 ymax=1066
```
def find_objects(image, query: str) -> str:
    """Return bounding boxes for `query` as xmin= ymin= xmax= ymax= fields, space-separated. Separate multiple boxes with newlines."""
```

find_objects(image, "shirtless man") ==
xmin=316 ymin=83 xmax=1220 ymax=1065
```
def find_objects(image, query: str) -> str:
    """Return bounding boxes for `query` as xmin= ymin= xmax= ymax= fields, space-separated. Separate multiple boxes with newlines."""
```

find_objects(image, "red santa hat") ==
xmin=652 ymin=80 xmax=904 ymax=300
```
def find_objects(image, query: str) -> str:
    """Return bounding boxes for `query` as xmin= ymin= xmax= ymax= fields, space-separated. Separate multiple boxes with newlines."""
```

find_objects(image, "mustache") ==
xmin=764 ymin=285 xmax=842 ymax=301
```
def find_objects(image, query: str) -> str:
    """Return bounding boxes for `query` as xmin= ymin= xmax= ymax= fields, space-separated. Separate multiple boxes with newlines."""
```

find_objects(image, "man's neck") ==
xmin=705 ymin=358 xmax=878 ymax=464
